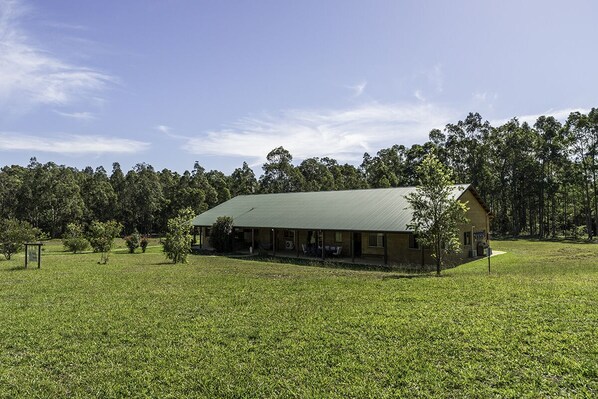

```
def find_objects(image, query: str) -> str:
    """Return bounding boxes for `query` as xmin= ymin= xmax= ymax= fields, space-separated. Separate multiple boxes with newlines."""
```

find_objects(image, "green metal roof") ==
xmin=192 ymin=184 xmax=475 ymax=232
xmin=192 ymin=185 xmax=473 ymax=232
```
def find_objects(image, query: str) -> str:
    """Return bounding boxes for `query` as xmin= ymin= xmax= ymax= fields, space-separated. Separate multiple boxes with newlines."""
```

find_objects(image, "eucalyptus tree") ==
xmin=534 ymin=116 xmax=567 ymax=237
xmin=192 ymin=162 xmax=218 ymax=209
xmin=80 ymin=166 xmax=117 ymax=224
xmin=122 ymin=163 xmax=164 ymax=234
xmin=566 ymin=111 xmax=596 ymax=238
xmin=298 ymin=157 xmax=335 ymax=192
xmin=206 ymin=170 xmax=231 ymax=204
xmin=321 ymin=157 xmax=367 ymax=190
xmin=259 ymin=147 xmax=304 ymax=193
xmin=230 ymin=162 xmax=258 ymax=196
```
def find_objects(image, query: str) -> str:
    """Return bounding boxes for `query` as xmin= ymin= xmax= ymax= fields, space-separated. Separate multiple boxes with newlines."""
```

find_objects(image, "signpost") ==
xmin=25 ymin=242 xmax=43 ymax=269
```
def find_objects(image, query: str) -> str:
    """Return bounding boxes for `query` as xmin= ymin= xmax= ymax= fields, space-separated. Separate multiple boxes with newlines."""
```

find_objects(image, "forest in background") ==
xmin=1 ymin=109 xmax=597 ymax=239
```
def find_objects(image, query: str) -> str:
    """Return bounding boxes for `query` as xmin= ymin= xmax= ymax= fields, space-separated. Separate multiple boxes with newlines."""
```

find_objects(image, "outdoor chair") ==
xmin=332 ymin=246 xmax=342 ymax=257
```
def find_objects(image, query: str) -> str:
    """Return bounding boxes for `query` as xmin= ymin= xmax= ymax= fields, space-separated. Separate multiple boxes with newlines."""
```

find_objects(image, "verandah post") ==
xmin=351 ymin=231 xmax=355 ymax=263
xmin=321 ymin=230 xmax=325 ymax=260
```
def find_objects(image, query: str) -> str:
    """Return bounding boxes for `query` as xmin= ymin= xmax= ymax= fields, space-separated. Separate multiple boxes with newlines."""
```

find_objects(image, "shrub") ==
xmin=140 ymin=236 xmax=149 ymax=253
xmin=210 ymin=216 xmax=234 ymax=253
xmin=163 ymin=208 xmax=194 ymax=264
xmin=125 ymin=230 xmax=141 ymax=253
xmin=62 ymin=223 xmax=89 ymax=253
xmin=0 ymin=218 xmax=40 ymax=260
xmin=87 ymin=220 xmax=123 ymax=264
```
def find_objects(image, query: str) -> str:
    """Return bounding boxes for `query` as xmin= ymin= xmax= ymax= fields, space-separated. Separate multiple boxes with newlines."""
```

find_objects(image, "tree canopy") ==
xmin=1 ymin=109 xmax=598 ymax=241
xmin=406 ymin=154 xmax=469 ymax=274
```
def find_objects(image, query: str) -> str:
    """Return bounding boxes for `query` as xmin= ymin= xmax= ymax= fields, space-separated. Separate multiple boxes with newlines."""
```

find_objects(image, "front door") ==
xmin=354 ymin=233 xmax=362 ymax=257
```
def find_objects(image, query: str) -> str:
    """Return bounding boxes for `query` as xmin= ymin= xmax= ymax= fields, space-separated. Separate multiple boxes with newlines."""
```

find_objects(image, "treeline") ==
xmin=1 ymin=109 xmax=597 ymax=239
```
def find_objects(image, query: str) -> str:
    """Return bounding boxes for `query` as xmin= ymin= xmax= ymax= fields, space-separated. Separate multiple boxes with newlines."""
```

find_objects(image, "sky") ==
xmin=0 ymin=0 xmax=596 ymax=174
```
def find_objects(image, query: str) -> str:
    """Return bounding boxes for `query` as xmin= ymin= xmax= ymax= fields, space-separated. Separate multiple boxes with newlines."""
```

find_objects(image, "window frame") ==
xmin=368 ymin=233 xmax=384 ymax=248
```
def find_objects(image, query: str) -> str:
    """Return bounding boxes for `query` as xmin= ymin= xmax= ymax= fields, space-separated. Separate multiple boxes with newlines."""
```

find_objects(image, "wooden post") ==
xmin=487 ymin=234 xmax=491 ymax=274
xmin=383 ymin=233 xmax=388 ymax=265
xmin=272 ymin=229 xmax=276 ymax=256
xmin=199 ymin=227 xmax=203 ymax=249
xmin=251 ymin=228 xmax=255 ymax=255
xmin=295 ymin=230 xmax=299 ymax=257
xmin=321 ymin=230 xmax=325 ymax=260
xmin=351 ymin=231 xmax=355 ymax=263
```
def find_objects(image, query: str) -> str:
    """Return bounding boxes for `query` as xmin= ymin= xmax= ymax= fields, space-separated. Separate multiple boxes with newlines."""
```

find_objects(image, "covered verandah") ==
xmin=194 ymin=226 xmax=424 ymax=266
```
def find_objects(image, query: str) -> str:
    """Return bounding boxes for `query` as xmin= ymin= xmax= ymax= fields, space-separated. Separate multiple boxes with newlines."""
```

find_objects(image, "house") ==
xmin=191 ymin=185 xmax=491 ymax=266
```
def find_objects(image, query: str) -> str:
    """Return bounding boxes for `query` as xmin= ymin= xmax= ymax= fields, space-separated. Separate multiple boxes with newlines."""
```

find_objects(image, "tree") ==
xmin=87 ymin=220 xmax=122 ymax=264
xmin=230 ymin=162 xmax=258 ymax=196
xmin=406 ymin=154 xmax=469 ymax=275
xmin=209 ymin=216 xmax=234 ymax=253
xmin=163 ymin=208 xmax=194 ymax=264
xmin=124 ymin=229 xmax=141 ymax=253
xmin=0 ymin=218 xmax=39 ymax=260
xmin=259 ymin=147 xmax=304 ymax=193
xmin=121 ymin=163 xmax=164 ymax=234
xmin=62 ymin=223 xmax=90 ymax=253
xmin=298 ymin=157 xmax=335 ymax=191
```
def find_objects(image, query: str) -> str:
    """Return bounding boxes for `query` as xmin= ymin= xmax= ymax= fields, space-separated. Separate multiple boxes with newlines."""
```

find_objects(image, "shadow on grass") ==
xmin=493 ymin=235 xmax=597 ymax=244
xmin=381 ymin=273 xmax=438 ymax=280
xmin=2 ymin=265 xmax=33 ymax=272
xmin=220 ymin=254 xmax=436 ymax=275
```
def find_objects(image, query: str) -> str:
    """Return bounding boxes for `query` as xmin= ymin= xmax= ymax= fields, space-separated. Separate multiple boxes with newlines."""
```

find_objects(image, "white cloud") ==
xmin=491 ymin=107 xmax=590 ymax=126
xmin=414 ymin=90 xmax=425 ymax=101
xmin=155 ymin=125 xmax=172 ymax=134
xmin=346 ymin=81 xmax=367 ymax=98
xmin=185 ymin=102 xmax=457 ymax=163
xmin=0 ymin=0 xmax=113 ymax=111
xmin=0 ymin=132 xmax=150 ymax=154
xmin=54 ymin=110 xmax=96 ymax=120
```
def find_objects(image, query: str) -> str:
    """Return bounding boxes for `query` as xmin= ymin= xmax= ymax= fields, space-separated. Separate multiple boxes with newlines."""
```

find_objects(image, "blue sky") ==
xmin=0 ymin=0 xmax=596 ymax=173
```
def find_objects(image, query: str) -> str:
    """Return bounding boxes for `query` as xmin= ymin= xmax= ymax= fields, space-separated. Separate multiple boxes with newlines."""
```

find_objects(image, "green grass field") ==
xmin=0 ymin=239 xmax=597 ymax=398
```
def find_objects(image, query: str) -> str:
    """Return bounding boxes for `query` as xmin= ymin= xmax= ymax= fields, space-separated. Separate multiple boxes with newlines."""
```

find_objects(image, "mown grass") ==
xmin=0 ymin=239 xmax=597 ymax=398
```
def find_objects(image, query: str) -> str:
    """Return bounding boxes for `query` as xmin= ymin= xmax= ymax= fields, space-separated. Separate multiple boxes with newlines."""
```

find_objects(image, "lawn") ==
xmin=0 ymin=239 xmax=597 ymax=398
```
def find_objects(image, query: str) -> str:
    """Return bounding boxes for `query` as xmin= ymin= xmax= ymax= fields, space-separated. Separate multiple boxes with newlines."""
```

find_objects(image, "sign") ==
xmin=24 ymin=243 xmax=43 ymax=269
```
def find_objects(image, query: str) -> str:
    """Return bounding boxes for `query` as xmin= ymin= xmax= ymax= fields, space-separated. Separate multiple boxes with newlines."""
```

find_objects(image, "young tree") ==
xmin=124 ymin=229 xmax=141 ymax=253
xmin=209 ymin=216 xmax=234 ymax=253
xmin=0 ymin=218 xmax=40 ymax=260
xmin=406 ymin=154 xmax=469 ymax=275
xmin=163 ymin=208 xmax=194 ymax=264
xmin=62 ymin=223 xmax=90 ymax=253
xmin=87 ymin=220 xmax=122 ymax=264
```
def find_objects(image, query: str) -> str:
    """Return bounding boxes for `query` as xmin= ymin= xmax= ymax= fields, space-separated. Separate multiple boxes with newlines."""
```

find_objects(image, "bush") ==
xmin=140 ymin=236 xmax=149 ymax=253
xmin=0 ymin=218 xmax=40 ymax=260
xmin=163 ymin=208 xmax=194 ymax=264
xmin=87 ymin=220 xmax=123 ymax=264
xmin=125 ymin=230 xmax=141 ymax=253
xmin=209 ymin=216 xmax=234 ymax=253
xmin=62 ymin=223 xmax=90 ymax=253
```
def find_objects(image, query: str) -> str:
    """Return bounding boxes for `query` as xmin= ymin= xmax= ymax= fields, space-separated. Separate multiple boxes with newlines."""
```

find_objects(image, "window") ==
xmin=368 ymin=233 xmax=384 ymax=247
xmin=283 ymin=230 xmax=295 ymax=240
xmin=335 ymin=232 xmax=343 ymax=242
xmin=408 ymin=233 xmax=419 ymax=249
xmin=463 ymin=232 xmax=472 ymax=246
